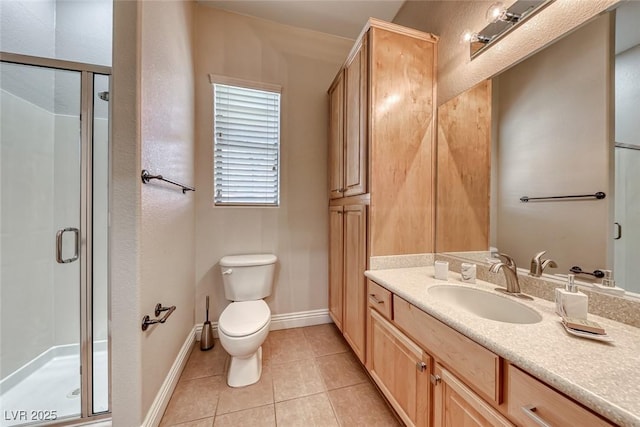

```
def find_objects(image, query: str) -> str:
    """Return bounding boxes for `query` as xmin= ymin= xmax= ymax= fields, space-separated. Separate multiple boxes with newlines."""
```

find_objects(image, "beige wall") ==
xmin=494 ymin=14 xmax=611 ymax=274
xmin=193 ymin=6 xmax=353 ymax=322
xmin=112 ymin=0 xmax=195 ymax=423
xmin=111 ymin=0 xmax=143 ymax=423
xmin=140 ymin=0 xmax=196 ymax=417
xmin=394 ymin=0 xmax=619 ymax=105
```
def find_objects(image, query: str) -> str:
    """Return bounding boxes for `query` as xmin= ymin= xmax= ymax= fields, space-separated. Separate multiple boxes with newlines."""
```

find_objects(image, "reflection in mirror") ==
xmin=437 ymin=5 xmax=640 ymax=296
xmin=614 ymin=0 xmax=640 ymax=295
xmin=466 ymin=0 xmax=552 ymax=58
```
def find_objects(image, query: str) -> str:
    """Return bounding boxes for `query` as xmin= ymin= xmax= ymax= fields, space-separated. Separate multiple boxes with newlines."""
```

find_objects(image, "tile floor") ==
xmin=160 ymin=323 xmax=401 ymax=426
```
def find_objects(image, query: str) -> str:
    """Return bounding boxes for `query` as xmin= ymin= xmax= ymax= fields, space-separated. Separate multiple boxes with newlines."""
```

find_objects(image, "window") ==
xmin=212 ymin=79 xmax=281 ymax=206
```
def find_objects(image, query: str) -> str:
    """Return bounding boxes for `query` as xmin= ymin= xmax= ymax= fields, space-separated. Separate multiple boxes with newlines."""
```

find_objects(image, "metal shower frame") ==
xmin=0 ymin=51 xmax=112 ymax=426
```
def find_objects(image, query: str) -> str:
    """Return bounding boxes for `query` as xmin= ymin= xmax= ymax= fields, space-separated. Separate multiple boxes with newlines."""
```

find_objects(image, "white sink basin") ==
xmin=428 ymin=285 xmax=542 ymax=324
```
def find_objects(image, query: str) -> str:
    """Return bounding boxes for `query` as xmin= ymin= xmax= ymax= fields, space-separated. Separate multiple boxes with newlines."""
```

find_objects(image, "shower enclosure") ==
xmin=0 ymin=54 xmax=110 ymax=425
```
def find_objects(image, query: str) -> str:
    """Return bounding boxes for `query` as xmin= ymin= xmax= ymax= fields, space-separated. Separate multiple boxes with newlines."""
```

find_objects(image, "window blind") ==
xmin=213 ymin=83 xmax=281 ymax=206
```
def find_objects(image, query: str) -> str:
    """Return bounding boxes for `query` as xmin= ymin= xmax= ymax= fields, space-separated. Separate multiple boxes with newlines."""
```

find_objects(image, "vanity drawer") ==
xmin=507 ymin=364 xmax=613 ymax=427
xmin=367 ymin=280 xmax=392 ymax=319
xmin=393 ymin=296 xmax=501 ymax=404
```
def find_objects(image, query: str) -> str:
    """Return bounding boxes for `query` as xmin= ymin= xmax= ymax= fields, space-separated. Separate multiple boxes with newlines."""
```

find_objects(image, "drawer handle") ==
xmin=430 ymin=374 xmax=441 ymax=386
xmin=369 ymin=294 xmax=385 ymax=304
xmin=416 ymin=361 xmax=427 ymax=372
xmin=522 ymin=405 xmax=552 ymax=427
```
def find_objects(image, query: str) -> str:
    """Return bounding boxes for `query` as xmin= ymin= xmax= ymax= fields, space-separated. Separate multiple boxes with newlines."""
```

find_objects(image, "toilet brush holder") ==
xmin=200 ymin=296 xmax=214 ymax=351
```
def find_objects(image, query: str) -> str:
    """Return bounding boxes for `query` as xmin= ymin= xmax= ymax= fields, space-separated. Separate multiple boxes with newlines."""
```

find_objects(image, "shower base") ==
xmin=0 ymin=348 xmax=107 ymax=426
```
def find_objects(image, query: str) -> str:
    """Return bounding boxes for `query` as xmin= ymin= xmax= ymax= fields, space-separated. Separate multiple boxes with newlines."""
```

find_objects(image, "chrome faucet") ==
xmin=489 ymin=253 xmax=524 ymax=295
xmin=529 ymin=251 xmax=558 ymax=277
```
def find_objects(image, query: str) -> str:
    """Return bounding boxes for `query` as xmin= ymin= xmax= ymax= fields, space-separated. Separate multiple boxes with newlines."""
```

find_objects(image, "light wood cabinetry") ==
xmin=433 ymin=364 xmax=513 ymax=427
xmin=367 ymin=25 xmax=437 ymax=257
xmin=436 ymin=80 xmax=492 ymax=252
xmin=328 ymin=73 xmax=345 ymax=200
xmin=507 ymin=364 xmax=614 ymax=427
xmin=343 ymin=38 xmax=367 ymax=198
xmin=327 ymin=17 xmax=438 ymax=371
xmin=368 ymin=309 xmax=430 ymax=427
xmin=341 ymin=204 xmax=367 ymax=362
xmin=367 ymin=279 xmax=392 ymax=319
xmin=328 ymin=205 xmax=344 ymax=330
xmin=394 ymin=296 xmax=500 ymax=404
xmin=328 ymin=37 xmax=367 ymax=200
xmin=364 ymin=280 xmax=616 ymax=427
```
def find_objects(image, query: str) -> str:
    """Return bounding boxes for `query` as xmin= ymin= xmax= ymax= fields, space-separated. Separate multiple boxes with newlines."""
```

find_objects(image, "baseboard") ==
xmin=141 ymin=326 xmax=196 ymax=427
xmin=270 ymin=308 xmax=332 ymax=331
xmin=194 ymin=308 xmax=332 ymax=341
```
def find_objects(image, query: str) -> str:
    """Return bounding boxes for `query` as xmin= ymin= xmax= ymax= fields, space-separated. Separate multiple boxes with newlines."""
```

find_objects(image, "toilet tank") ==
xmin=219 ymin=254 xmax=277 ymax=301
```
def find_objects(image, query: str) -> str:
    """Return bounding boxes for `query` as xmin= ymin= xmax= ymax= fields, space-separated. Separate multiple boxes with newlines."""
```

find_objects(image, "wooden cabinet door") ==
xmin=344 ymin=37 xmax=367 ymax=197
xmin=369 ymin=309 xmax=430 ymax=427
xmin=433 ymin=364 xmax=513 ymax=427
xmin=328 ymin=72 xmax=345 ymax=199
xmin=328 ymin=205 xmax=344 ymax=330
xmin=342 ymin=204 xmax=367 ymax=362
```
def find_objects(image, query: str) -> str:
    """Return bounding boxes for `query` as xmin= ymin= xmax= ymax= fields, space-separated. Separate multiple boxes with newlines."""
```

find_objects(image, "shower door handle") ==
xmin=56 ymin=227 xmax=79 ymax=264
xmin=614 ymin=222 xmax=622 ymax=240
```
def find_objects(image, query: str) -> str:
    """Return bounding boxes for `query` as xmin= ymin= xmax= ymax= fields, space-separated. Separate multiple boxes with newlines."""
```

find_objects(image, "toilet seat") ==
xmin=218 ymin=300 xmax=270 ymax=337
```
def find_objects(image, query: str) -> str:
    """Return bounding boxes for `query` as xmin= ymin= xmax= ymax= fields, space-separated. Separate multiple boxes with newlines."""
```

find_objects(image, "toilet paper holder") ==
xmin=141 ymin=303 xmax=176 ymax=331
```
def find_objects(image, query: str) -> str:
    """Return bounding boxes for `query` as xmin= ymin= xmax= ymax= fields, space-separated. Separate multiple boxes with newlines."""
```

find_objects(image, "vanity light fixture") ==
xmin=466 ymin=0 xmax=553 ymax=59
xmin=486 ymin=2 xmax=522 ymax=24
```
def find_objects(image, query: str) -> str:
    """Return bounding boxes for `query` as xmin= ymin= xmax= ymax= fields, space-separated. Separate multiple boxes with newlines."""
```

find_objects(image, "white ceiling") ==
xmin=199 ymin=0 xmax=406 ymax=39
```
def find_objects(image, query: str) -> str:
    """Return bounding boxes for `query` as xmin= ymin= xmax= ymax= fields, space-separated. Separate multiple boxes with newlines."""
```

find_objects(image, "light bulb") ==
xmin=486 ymin=1 xmax=521 ymax=24
xmin=486 ymin=2 xmax=504 ymax=23
xmin=460 ymin=29 xmax=493 ymax=45
xmin=460 ymin=29 xmax=475 ymax=44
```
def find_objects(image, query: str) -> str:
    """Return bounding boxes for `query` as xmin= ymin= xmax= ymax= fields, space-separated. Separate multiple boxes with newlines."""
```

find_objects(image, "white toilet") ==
xmin=217 ymin=253 xmax=276 ymax=387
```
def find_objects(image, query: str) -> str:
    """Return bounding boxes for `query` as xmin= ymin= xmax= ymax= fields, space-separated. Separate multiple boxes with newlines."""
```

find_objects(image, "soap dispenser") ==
xmin=591 ymin=269 xmax=626 ymax=296
xmin=555 ymin=274 xmax=588 ymax=320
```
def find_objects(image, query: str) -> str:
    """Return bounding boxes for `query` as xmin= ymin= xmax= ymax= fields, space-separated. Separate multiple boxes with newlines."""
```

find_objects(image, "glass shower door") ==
xmin=0 ymin=62 xmax=82 ymax=425
xmin=91 ymin=73 xmax=109 ymax=415
xmin=614 ymin=145 xmax=640 ymax=293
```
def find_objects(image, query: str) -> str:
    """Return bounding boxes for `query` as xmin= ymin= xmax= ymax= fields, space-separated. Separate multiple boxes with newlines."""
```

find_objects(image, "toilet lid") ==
xmin=218 ymin=300 xmax=270 ymax=337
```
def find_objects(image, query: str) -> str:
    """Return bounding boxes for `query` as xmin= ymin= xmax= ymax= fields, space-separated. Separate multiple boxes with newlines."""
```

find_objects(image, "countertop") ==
xmin=365 ymin=266 xmax=640 ymax=426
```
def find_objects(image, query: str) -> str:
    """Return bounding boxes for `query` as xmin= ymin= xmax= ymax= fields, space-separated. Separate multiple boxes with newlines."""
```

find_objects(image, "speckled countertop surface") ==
xmin=365 ymin=266 xmax=640 ymax=427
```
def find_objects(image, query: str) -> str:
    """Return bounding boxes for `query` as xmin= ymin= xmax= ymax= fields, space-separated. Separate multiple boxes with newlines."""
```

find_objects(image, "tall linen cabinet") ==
xmin=328 ymin=19 xmax=438 ymax=364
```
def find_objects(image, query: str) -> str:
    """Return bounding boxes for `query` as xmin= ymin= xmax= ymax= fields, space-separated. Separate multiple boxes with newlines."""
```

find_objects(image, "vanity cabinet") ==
xmin=364 ymin=280 xmax=617 ymax=427
xmin=328 ymin=17 xmax=438 ymax=366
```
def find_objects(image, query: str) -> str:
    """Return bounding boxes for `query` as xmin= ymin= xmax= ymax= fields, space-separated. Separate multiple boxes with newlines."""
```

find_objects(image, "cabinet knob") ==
xmin=430 ymin=374 xmax=441 ymax=385
xmin=339 ymin=188 xmax=347 ymax=193
xmin=416 ymin=361 xmax=427 ymax=372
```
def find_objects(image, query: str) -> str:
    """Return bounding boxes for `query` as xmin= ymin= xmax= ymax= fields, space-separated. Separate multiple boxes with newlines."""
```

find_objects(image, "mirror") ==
xmin=436 ymin=2 xmax=640 ymax=295
xmin=467 ymin=0 xmax=552 ymax=58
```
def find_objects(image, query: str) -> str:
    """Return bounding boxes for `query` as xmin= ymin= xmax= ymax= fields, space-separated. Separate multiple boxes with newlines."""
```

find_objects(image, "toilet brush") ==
xmin=200 ymin=296 xmax=214 ymax=351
